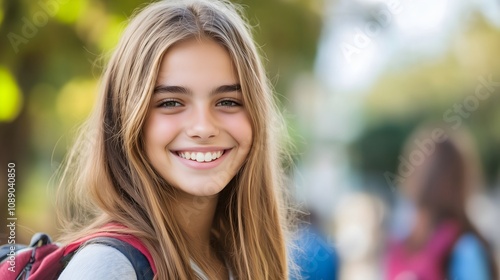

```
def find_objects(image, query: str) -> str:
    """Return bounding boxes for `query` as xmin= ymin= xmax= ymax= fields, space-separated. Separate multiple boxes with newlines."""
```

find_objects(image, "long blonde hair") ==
xmin=56 ymin=0 xmax=291 ymax=279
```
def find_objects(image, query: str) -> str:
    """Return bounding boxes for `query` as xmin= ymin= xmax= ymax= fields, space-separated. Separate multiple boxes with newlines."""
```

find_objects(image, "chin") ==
xmin=174 ymin=178 xmax=228 ymax=197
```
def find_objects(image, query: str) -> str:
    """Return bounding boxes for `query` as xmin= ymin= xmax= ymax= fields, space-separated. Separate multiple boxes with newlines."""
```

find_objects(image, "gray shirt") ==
xmin=58 ymin=244 xmax=234 ymax=279
xmin=58 ymin=244 xmax=137 ymax=280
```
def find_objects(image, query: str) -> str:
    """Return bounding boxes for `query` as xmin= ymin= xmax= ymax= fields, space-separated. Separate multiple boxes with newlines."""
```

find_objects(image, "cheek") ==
xmin=143 ymin=114 xmax=180 ymax=152
xmin=224 ymin=113 xmax=253 ymax=148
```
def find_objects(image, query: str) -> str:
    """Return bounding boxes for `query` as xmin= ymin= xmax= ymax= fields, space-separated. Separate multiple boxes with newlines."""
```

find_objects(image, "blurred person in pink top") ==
xmin=384 ymin=124 xmax=497 ymax=280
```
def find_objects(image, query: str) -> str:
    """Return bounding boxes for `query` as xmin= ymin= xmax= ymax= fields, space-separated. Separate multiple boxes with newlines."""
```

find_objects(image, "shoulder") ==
xmin=58 ymin=244 xmax=137 ymax=280
xmin=452 ymin=233 xmax=489 ymax=259
xmin=449 ymin=233 xmax=491 ymax=280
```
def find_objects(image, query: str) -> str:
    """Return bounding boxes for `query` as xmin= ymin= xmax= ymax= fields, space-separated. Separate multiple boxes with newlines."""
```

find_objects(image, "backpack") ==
xmin=0 ymin=229 xmax=157 ymax=280
xmin=385 ymin=221 xmax=461 ymax=280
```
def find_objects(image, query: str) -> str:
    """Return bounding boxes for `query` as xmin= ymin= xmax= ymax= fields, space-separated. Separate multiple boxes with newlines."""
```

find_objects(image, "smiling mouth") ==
xmin=176 ymin=150 xmax=225 ymax=163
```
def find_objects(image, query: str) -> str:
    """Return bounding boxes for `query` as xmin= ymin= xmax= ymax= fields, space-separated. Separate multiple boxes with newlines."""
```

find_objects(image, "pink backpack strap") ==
xmin=63 ymin=223 xmax=157 ymax=275
xmin=425 ymin=221 xmax=461 ymax=258
xmin=385 ymin=220 xmax=462 ymax=280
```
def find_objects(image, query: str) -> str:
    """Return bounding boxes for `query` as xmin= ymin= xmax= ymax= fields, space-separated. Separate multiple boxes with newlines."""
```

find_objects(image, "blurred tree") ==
xmin=350 ymin=16 xmax=500 ymax=190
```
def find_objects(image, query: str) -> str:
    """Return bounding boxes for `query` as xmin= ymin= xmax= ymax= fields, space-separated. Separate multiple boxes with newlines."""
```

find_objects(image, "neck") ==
xmin=174 ymin=192 xmax=219 ymax=257
xmin=407 ymin=209 xmax=433 ymax=249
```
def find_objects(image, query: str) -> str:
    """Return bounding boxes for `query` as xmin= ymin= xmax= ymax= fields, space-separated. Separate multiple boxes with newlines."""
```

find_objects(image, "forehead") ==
xmin=156 ymin=38 xmax=238 ymax=86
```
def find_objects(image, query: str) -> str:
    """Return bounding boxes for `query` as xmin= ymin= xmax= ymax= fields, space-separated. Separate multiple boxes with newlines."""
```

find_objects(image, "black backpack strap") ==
xmin=83 ymin=237 xmax=154 ymax=280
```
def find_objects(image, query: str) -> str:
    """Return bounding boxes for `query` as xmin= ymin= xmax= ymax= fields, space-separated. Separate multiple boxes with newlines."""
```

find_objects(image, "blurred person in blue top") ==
xmin=385 ymin=124 xmax=497 ymax=280
xmin=289 ymin=210 xmax=339 ymax=280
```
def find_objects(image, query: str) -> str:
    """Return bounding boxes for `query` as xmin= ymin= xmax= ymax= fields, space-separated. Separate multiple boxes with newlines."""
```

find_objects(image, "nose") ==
xmin=185 ymin=106 xmax=219 ymax=140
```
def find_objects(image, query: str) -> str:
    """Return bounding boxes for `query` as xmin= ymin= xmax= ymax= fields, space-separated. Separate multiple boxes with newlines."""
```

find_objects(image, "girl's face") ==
xmin=143 ymin=38 xmax=252 ymax=197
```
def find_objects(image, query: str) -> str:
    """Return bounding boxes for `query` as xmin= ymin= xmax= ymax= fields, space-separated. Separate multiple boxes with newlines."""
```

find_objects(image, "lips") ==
xmin=176 ymin=150 xmax=224 ymax=162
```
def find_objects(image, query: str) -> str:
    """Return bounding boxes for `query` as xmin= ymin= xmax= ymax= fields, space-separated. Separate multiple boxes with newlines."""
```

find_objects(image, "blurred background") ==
xmin=1 ymin=0 xmax=499 ymax=279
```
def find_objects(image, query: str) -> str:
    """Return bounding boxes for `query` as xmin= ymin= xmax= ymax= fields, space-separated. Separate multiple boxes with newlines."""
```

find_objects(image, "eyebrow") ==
xmin=153 ymin=84 xmax=241 ymax=96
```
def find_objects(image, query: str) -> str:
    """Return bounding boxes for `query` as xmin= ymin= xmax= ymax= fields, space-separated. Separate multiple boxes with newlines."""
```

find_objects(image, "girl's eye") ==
xmin=217 ymin=99 xmax=241 ymax=107
xmin=158 ymin=100 xmax=182 ymax=108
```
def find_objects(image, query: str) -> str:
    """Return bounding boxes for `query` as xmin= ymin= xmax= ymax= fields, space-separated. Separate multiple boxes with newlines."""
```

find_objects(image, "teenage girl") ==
xmin=56 ymin=0 xmax=291 ymax=279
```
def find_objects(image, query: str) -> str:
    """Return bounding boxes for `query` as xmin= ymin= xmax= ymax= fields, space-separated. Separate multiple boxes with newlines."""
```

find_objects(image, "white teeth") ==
xmin=204 ymin=153 xmax=212 ymax=161
xmin=178 ymin=151 xmax=224 ymax=162
xmin=196 ymin=152 xmax=204 ymax=162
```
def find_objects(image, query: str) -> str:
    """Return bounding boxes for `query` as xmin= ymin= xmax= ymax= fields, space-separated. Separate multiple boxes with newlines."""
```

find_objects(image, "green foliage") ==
xmin=0 ymin=67 xmax=22 ymax=122
xmin=352 ymin=17 xmax=500 ymax=185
